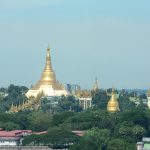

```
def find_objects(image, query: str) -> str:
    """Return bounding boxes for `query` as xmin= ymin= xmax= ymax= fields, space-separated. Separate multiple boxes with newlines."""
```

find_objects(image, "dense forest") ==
xmin=0 ymin=85 xmax=149 ymax=150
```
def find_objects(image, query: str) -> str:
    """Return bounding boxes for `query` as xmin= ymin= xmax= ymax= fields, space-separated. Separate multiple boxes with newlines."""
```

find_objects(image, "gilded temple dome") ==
xmin=26 ymin=46 xmax=68 ymax=98
xmin=107 ymin=88 xmax=119 ymax=112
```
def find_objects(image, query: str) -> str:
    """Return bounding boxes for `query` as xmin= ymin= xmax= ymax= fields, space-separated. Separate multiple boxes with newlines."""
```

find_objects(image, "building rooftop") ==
xmin=0 ymin=130 xmax=32 ymax=137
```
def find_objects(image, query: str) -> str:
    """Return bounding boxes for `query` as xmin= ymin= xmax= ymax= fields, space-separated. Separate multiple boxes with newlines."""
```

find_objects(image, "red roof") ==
xmin=11 ymin=130 xmax=32 ymax=134
xmin=0 ymin=131 xmax=16 ymax=137
xmin=72 ymin=131 xmax=85 ymax=137
xmin=33 ymin=131 xmax=48 ymax=135
xmin=0 ymin=130 xmax=32 ymax=137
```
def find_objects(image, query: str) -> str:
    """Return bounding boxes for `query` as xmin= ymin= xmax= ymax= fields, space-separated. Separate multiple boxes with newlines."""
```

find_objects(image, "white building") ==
xmin=147 ymin=90 xmax=150 ymax=108
xmin=79 ymin=97 xmax=92 ymax=110
xmin=0 ymin=137 xmax=20 ymax=146
xmin=137 ymin=137 xmax=150 ymax=150
xmin=0 ymin=130 xmax=31 ymax=146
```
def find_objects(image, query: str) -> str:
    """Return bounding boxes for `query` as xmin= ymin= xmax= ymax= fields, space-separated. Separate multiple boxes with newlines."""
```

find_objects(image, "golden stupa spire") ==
xmin=26 ymin=45 xmax=68 ymax=98
xmin=45 ymin=45 xmax=53 ymax=72
xmin=93 ymin=77 xmax=99 ymax=91
xmin=107 ymin=88 xmax=119 ymax=112
xmin=33 ymin=46 xmax=57 ymax=87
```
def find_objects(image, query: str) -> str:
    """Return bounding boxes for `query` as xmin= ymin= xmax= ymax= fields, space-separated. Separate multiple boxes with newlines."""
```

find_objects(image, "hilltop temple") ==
xmin=26 ymin=46 xmax=68 ymax=98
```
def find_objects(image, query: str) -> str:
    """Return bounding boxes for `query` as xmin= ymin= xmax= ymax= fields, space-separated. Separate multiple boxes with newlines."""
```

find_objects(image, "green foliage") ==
xmin=51 ymin=111 xmax=75 ymax=127
xmin=23 ymin=127 xmax=79 ymax=149
xmin=0 ymin=84 xmax=28 ymax=112
xmin=27 ymin=111 xmax=52 ymax=131
xmin=57 ymin=95 xmax=82 ymax=112
xmin=1 ymin=122 xmax=20 ymax=131
xmin=71 ymin=128 xmax=110 ymax=150
xmin=132 ymin=125 xmax=146 ymax=140
xmin=107 ymin=139 xmax=133 ymax=150
xmin=118 ymin=95 xmax=136 ymax=111
xmin=0 ymin=85 xmax=149 ymax=149
xmin=40 ymin=97 xmax=60 ymax=113
xmin=0 ymin=111 xmax=51 ymax=131
xmin=119 ymin=110 xmax=149 ymax=129
xmin=67 ymin=110 xmax=118 ymax=131
xmin=92 ymin=89 xmax=109 ymax=109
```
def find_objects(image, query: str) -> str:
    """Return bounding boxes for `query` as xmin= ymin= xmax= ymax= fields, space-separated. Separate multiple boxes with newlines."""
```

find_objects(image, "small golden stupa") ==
xmin=107 ymin=88 xmax=119 ymax=112
xmin=26 ymin=46 xmax=68 ymax=98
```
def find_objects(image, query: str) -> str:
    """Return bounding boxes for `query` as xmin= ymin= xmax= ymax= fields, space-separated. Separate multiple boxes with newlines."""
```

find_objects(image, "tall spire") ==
xmin=45 ymin=46 xmax=53 ymax=72
xmin=26 ymin=45 xmax=68 ymax=99
xmin=93 ymin=77 xmax=99 ymax=91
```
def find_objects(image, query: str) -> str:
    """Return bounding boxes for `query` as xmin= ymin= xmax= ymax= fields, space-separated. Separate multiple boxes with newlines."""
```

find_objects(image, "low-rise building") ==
xmin=0 ymin=130 xmax=32 ymax=146
xmin=75 ymin=90 xmax=92 ymax=110
xmin=137 ymin=137 xmax=150 ymax=150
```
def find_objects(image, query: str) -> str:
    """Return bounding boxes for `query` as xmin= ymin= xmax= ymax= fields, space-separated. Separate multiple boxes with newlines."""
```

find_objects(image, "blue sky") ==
xmin=0 ymin=0 xmax=150 ymax=89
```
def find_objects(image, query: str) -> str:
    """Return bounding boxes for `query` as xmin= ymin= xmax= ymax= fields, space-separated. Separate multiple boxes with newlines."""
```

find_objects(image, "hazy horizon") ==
xmin=0 ymin=0 xmax=150 ymax=89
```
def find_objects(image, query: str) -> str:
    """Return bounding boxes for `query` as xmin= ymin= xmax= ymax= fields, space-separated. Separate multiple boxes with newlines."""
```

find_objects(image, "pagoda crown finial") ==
xmin=38 ymin=45 xmax=54 ymax=81
xmin=47 ymin=44 xmax=50 ymax=51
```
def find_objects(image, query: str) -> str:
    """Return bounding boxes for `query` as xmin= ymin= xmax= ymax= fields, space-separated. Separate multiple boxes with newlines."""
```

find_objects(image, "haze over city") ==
xmin=0 ymin=0 xmax=150 ymax=89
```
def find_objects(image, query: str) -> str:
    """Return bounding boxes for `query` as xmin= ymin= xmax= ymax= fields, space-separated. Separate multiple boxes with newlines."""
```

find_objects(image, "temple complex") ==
xmin=75 ymin=90 xmax=92 ymax=110
xmin=26 ymin=46 xmax=68 ymax=98
xmin=107 ymin=88 xmax=120 ymax=112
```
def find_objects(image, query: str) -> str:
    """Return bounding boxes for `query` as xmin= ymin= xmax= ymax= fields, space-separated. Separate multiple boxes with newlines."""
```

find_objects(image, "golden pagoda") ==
xmin=107 ymin=88 xmax=119 ymax=112
xmin=26 ymin=46 xmax=68 ymax=98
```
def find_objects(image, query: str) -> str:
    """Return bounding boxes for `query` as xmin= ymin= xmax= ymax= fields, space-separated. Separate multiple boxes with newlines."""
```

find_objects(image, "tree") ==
xmin=118 ymin=95 xmax=136 ymax=111
xmin=27 ymin=112 xmax=51 ymax=131
xmin=92 ymin=89 xmax=110 ymax=109
xmin=57 ymin=95 xmax=82 ymax=112
xmin=119 ymin=110 xmax=149 ymax=129
xmin=132 ymin=125 xmax=146 ymax=140
xmin=0 ymin=84 xmax=28 ymax=112
xmin=23 ymin=127 xmax=79 ymax=149
xmin=71 ymin=128 xmax=110 ymax=150
xmin=2 ymin=122 xmax=20 ymax=131
xmin=107 ymin=139 xmax=134 ymax=150
xmin=118 ymin=126 xmax=132 ymax=138
xmin=51 ymin=111 xmax=75 ymax=127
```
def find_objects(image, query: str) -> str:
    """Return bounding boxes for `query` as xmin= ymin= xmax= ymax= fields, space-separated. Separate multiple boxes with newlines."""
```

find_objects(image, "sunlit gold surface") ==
xmin=107 ymin=88 xmax=119 ymax=112
xmin=8 ymin=103 xmax=18 ymax=113
xmin=33 ymin=47 xmax=58 ymax=89
xmin=26 ymin=46 xmax=68 ymax=98
xmin=75 ymin=90 xmax=92 ymax=98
